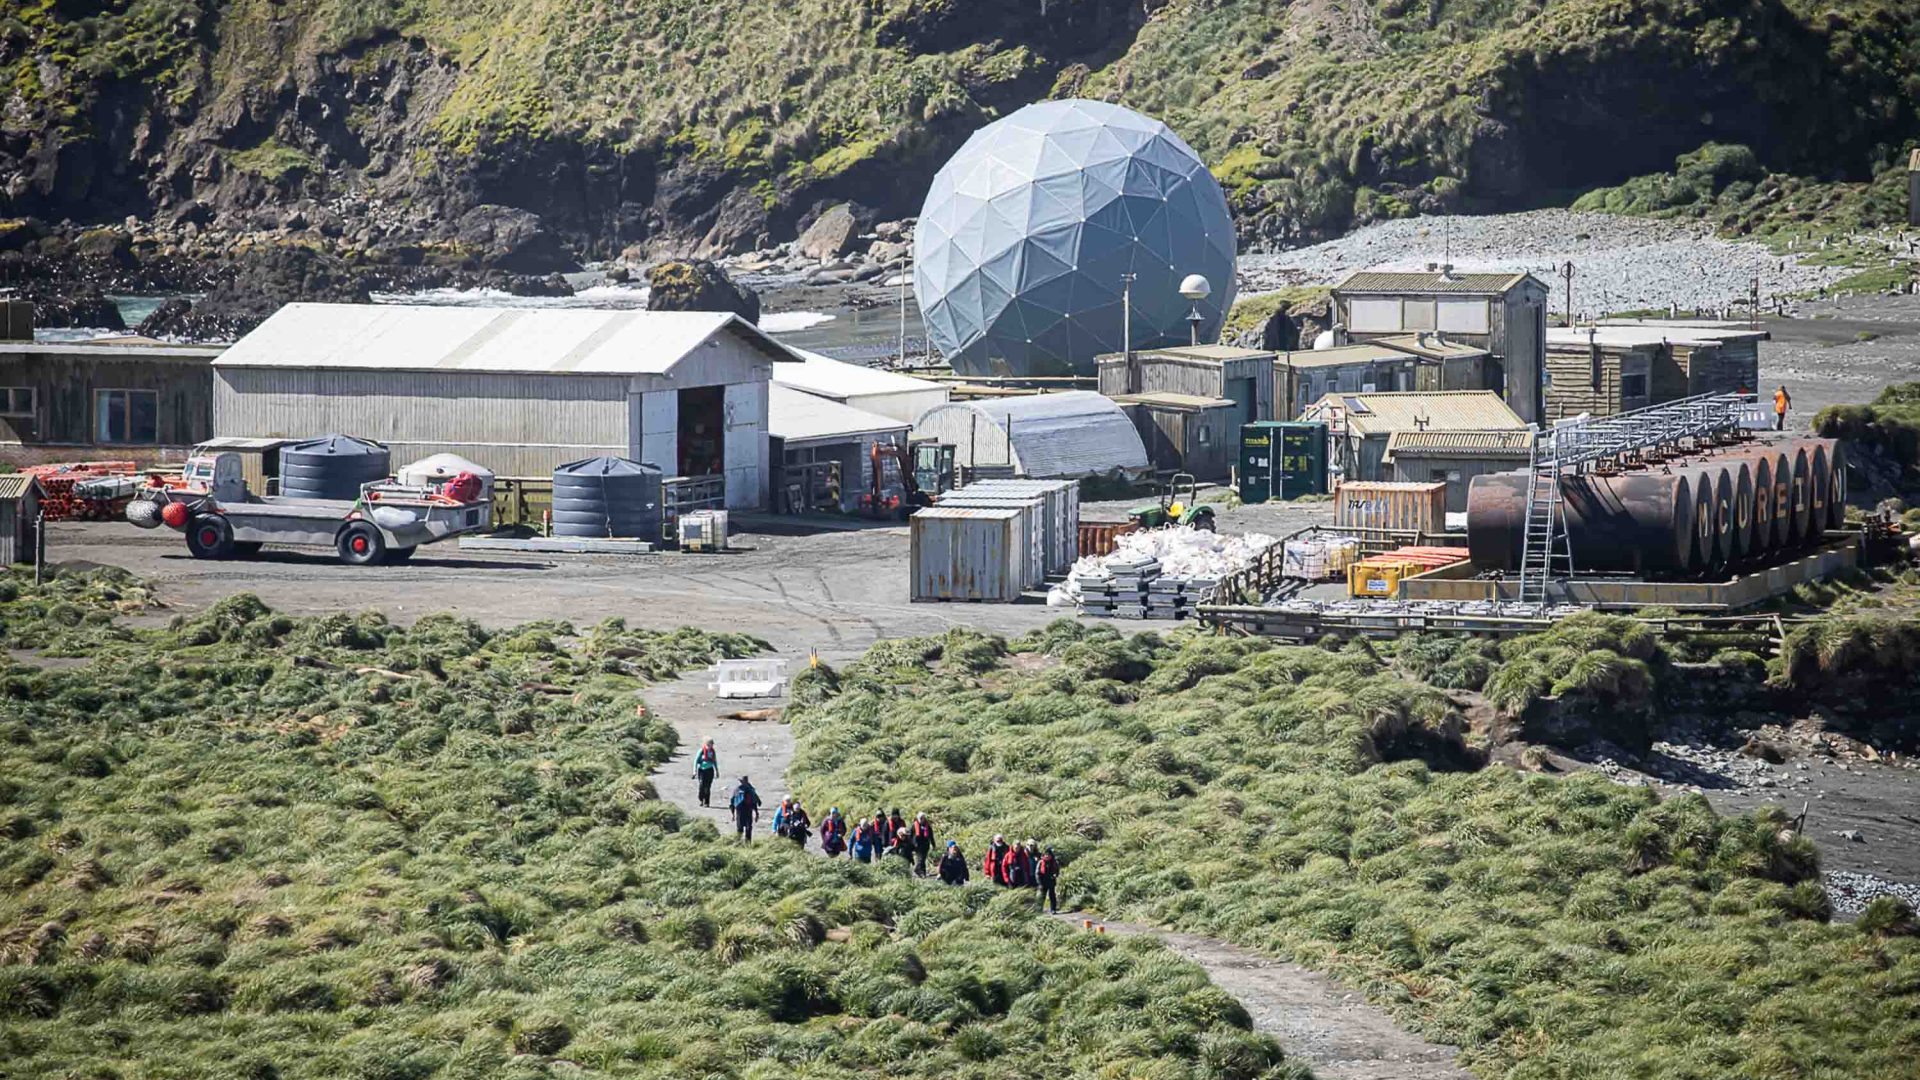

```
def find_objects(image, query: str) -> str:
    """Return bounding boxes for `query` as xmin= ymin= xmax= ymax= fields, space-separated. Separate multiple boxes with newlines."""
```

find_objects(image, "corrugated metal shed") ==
xmin=773 ymin=349 xmax=949 ymax=425
xmin=214 ymin=303 xmax=799 ymax=374
xmin=1383 ymin=429 xmax=1534 ymax=461
xmin=1304 ymin=390 xmax=1525 ymax=437
xmin=768 ymin=384 xmax=908 ymax=446
xmin=911 ymin=390 xmax=1148 ymax=478
xmin=1334 ymin=271 xmax=1534 ymax=295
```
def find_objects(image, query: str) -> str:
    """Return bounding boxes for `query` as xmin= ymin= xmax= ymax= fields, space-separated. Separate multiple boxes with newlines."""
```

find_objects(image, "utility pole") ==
xmin=1120 ymin=272 xmax=1136 ymax=358
xmin=1750 ymin=274 xmax=1761 ymax=330
xmin=1561 ymin=261 xmax=1575 ymax=327
xmin=898 ymin=264 xmax=908 ymax=369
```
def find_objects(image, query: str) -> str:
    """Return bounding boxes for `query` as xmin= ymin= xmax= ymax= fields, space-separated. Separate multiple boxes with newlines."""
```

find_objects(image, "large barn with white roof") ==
xmin=213 ymin=303 xmax=801 ymax=510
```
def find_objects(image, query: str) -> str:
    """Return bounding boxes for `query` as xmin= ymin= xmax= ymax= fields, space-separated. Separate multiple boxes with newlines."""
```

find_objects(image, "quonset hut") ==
xmin=910 ymin=391 xmax=1148 ymax=479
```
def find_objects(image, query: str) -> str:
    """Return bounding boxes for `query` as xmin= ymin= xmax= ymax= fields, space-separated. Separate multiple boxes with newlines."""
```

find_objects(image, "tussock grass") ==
xmin=0 ymin=583 xmax=1289 ymax=1079
xmin=789 ymin=620 xmax=1920 ymax=1080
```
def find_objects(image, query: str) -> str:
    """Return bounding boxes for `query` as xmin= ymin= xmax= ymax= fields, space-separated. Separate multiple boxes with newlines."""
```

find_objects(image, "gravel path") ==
xmin=643 ymin=665 xmax=1474 ymax=1080
xmin=1240 ymin=209 xmax=1853 ymax=319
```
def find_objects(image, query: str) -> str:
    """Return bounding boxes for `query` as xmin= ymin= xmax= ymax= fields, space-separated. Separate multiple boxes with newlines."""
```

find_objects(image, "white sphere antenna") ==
xmin=1179 ymin=273 xmax=1212 ymax=301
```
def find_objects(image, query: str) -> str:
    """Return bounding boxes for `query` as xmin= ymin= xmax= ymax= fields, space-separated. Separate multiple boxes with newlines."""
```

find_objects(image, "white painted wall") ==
xmin=637 ymin=390 xmax=678 ymax=475
xmin=723 ymin=380 xmax=769 ymax=510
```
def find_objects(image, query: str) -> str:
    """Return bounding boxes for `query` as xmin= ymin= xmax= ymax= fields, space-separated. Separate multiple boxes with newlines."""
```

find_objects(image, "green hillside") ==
xmin=4 ymin=1 xmax=1919 ymax=254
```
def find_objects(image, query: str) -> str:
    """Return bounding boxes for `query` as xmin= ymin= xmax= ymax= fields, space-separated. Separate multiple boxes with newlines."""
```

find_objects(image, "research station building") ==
xmin=1330 ymin=270 xmax=1549 ymax=425
xmin=214 ymin=303 xmax=799 ymax=510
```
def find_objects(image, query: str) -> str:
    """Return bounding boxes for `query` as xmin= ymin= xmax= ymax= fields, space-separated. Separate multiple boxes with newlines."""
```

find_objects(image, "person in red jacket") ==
xmin=1035 ymin=846 xmax=1061 ymax=913
xmin=1004 ymin=838 xmax=1033 ymax=887
xmin=983 ymin=834 xmax=1013 ymax=885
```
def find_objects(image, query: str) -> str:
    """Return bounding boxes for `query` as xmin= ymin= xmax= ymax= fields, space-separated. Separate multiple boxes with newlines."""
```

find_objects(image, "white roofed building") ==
xmin=911 ymin=391 xmax=1149 ymax=479
xmin=772 ymin=349 xmax=950 ymax=425
xmin=213 ymin=303 xmax=801 ymax=508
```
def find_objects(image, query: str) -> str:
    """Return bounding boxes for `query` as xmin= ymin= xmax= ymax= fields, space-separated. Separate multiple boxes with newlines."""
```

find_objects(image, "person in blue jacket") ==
xmin=728 ymin=776 xmax=761 ymax=841
xmin=850 ymin=819 xmax=876 ymax=863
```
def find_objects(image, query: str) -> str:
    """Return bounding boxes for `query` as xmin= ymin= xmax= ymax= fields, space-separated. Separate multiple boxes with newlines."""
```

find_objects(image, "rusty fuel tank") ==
xmin=1467 ymin=469 xmax=1697 ymax=575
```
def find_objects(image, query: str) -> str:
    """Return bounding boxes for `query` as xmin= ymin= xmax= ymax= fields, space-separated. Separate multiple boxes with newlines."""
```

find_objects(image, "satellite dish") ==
xmin=1312 ymin=329 xmax=1338 ymax=350
xmin=1178 ymin=274 xmax=1212 ymax=301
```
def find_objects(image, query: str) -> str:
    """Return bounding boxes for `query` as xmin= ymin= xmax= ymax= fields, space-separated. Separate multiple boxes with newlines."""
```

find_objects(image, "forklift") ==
xmin=1128 ymin=472 xmax=1217 ymax=531
xmin=859 ymin=439 xmax=956 ymax=520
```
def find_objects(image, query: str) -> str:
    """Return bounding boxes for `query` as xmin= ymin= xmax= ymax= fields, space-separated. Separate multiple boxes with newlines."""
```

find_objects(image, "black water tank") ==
xmin=552 ymin=456 xmax=663 ymax=539
xmin=279 ymin=435 xmax=391 ymax=500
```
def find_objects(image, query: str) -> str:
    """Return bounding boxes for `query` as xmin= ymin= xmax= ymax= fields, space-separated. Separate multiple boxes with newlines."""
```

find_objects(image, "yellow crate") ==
xmin=1348 ymin=560 xmax=1410 ymax=598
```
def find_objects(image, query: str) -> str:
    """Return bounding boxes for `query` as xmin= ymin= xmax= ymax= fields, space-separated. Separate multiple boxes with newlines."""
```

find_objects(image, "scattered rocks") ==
xmin=1839 ymin=829 xmax=1866 ymax=843
xmin=1239 ymin=210 xmax=1852 ymax=317
xmin=1825 ymin=870 xmax=1920 ymax=917
xmin=646 ymin=260 xmax=761 ymax=323
xmin=136 ymin=246 xmax=375 ymax=341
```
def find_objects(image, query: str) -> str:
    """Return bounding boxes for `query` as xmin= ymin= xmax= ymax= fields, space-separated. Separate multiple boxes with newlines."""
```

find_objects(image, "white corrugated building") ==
xmin=212 ymin=303 xmax=801 ymax=509
xmin=774 ymin=349 xmax=950 ymax=425
xmin=911 ymin=391 xmax=1148 ymax=479
xmin=767 ymin=384 xmax=909 ymax=512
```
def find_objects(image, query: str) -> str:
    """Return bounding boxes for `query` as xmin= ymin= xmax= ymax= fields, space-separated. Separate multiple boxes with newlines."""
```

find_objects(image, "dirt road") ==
xmin=47 ymin=518 xmax=1064 ymax=653
xmin=642 ymin=668 xmax=1473 ymax=1080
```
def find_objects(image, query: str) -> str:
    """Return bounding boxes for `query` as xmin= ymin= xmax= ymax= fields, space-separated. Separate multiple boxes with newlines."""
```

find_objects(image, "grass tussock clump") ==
xmin=0 ymin=584 xmax=1296 ymax=1080
xmin=789 ymin=619 xmax=1920 ymax=1080
xmin=0 ymin=565 xmax=153 ymax=654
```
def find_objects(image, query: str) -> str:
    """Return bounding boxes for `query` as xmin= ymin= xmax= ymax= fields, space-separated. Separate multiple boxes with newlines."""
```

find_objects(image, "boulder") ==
xmin=796 ymin=203 xmax=859 ymax=261
xmin=454 ymin=204 xmax=579 ymax=274
xmin=868 ymin=239 xmax=909 ymax=264
xmin=646 ymin=260 xmax=761 ymax=323
xmin=23 ymin=285 xmax=126 ymax=331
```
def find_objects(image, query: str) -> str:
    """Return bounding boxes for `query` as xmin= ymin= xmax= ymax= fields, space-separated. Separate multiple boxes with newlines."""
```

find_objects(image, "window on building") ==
xmin=0 ymin=387 xmax=33 ymax=416
xmin=1197 ymin=425 xmax=1212 ymax=445
xmin=1402 ymin=299 xmax=1437 ymax=331
xmin=1437 ymin=299 xmax=1491 ymax=334
xmin=1620 ymin=373 xmax=1649 ymax=400
xmin=95 ymin=389 xmax=159 ymax=444
xmin=1348 ymin=298 xmax=1401 ymax=332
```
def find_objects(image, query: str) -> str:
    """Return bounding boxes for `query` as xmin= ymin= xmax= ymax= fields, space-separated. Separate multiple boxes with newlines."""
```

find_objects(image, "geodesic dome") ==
xmin=914 ymin=99 xmax=1238 ymax=378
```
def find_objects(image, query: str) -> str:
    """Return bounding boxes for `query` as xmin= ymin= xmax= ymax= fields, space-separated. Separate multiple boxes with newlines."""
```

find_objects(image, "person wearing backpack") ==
xmin=785 ymin=800 xmax=812 ymax=849
xmin=772 ymin=797 xmax=795 ymax=839
xmin=693 ymin=738 xmax=719 ymax=807
xmin=938 ymin=840 xmax=970 ymax=885
xmin=850 ymin=819 xmax=875 ymax=863
xmin=820 ymin=807 xmax=847 ymax=857
xmin=728 ymin=776 xmax=761 ymax=841
xmin=909 ymin=812 xmax=935 ymax=877
xmin=1035 ymin=846 xmax=1061 ymax=913
xmin=983 ymin=835 xmax=1013 ymax=885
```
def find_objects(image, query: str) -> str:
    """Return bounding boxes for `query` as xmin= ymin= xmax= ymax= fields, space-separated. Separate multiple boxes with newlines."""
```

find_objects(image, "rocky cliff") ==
xmin=4 ymin=0 xmax=1917 ymax=267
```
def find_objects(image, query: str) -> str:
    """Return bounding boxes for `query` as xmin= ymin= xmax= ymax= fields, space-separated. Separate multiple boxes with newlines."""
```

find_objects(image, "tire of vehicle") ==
xmin=231 ymin=541 xmax=264 ymax=558
xmin=185 ymin=515 xmax=235 ymax=560
xmin=336 ymin=522 xmax=387 ymax=565
xmin=1191 ymin=509 xmax=1217 ymax=532
xmin=384 ymin=546 xmax=417 ymax=564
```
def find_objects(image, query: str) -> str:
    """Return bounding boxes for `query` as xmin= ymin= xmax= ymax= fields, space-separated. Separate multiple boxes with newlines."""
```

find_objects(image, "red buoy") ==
xmin=160 ymin=501 xmax=190 ymax=529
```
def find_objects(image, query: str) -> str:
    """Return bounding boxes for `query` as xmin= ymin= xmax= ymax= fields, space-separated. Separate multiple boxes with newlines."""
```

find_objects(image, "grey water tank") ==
xmin=279 ymin=435 xmax=390 ymax=500
xmin=552 ymin=456 xmax=662 ymax=539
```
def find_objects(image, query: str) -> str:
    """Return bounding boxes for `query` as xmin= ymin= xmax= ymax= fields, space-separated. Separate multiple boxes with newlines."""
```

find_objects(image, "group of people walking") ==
xmin=694 ymin=738 xmax=1060 ymax=911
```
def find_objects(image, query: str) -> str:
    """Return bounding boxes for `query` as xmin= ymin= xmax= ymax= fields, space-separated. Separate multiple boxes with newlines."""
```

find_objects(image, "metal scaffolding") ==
xmin=1517 ymin=392 xmax=1762 ymax=604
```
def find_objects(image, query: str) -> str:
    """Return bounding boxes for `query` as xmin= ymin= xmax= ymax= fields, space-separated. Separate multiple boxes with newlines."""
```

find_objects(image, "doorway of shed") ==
xmin=678 ymin=386 xmax=725 ymax=477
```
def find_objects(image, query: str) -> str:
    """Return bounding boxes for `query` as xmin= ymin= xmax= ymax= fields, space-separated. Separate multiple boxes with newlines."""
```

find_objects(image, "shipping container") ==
xmin=1238 ymin=421 xmax=1327 ymax=503
xmin=928 ymin=494 xmax=1046 ymax=587
xmin=952 ymin=478 xmax=1080 ymax=576
xmin=1335 ymin=480 xmax=1447 ymax=535
xmin=910 ymin=506 xmax=1033 ymax=602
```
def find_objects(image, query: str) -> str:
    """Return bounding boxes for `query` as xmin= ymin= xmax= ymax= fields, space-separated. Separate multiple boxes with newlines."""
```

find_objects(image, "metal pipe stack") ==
xmin=1466 ymin=436 xmax=1847 ymax=578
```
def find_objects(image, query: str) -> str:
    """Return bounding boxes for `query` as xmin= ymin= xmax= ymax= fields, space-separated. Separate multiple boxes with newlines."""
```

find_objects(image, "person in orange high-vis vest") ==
xmin=1774 ymin=385 xmax=1791 ymax=431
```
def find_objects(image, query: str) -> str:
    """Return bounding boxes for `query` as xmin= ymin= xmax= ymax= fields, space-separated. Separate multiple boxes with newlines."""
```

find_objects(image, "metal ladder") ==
xmin=1517 ymin=428 xmax=1572 ymax=606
